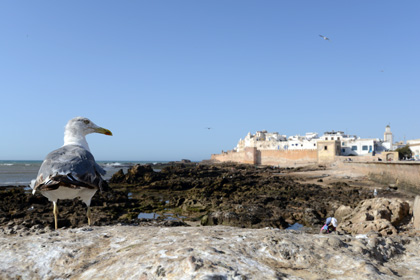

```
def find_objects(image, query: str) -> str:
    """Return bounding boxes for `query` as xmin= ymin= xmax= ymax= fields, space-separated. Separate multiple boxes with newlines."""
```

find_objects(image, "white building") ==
xmin=320 ymin=131 xmax=354 ymax=142
xmin=287 ymin=133 xmax=319 ymax=150
xmin=340 ymin=138 xmax=379 ymax=156
xmin=407 ymin=139 xmax=420 ymax=160
xmin=235 ymin=131 xmax=288 ymax=152
xmin=236 ymin=131 xmax=320 ymax=152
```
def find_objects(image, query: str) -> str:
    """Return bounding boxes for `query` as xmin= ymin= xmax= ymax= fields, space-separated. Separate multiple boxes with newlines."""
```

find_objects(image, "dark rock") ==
xmin=109 ymin=169 xmax=125 ymax=183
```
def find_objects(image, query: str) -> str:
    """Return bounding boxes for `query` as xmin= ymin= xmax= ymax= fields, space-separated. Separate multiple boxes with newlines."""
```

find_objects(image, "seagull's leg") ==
xmin=53 ymin=201 xmax=58 ymax=230
xmin=87 ymin=206 xmax=92 ymax=226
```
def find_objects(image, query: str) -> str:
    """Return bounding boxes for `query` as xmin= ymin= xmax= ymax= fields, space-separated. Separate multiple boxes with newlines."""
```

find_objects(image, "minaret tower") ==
xmin=384 ymin=125 xmax=393 ymax=144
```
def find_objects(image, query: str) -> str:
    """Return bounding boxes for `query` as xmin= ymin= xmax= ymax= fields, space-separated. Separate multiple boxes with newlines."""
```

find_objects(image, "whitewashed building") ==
xmin=408 ymin=139 xmax=420 ymax=160
xmin=235 ymin=131 xmax=288 ymax=152
xmin=287 ymin=133 xmax=319 ymax=150
xmin=340 ymin=138 xmax=379 ymax=156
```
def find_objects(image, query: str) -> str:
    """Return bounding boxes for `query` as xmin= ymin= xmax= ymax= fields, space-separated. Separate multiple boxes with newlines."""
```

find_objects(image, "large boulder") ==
xmin=334 ymin=205 xmax=353 ymax=223
xmin=339 ymin=198 xmax=410 ymax=236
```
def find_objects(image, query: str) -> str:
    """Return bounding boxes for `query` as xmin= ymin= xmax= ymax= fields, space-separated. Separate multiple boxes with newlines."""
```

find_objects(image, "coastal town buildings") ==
xmin=235 ymin=127 xmax=392 ymax=157
xmin=212 ymin=125 xmax=417 ymax=165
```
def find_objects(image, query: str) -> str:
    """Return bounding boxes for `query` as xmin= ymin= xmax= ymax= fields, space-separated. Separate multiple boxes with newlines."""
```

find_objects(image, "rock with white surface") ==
xmin=0 ymin=225 xmax=420 ymax=279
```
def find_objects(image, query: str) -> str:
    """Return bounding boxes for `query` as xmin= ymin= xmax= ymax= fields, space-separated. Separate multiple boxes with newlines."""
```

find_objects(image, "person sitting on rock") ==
xmin=320 ymin=217 xmax=338 ymax=234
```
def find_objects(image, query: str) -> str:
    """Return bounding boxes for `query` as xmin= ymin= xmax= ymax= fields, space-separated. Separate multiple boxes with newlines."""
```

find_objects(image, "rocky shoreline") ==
xmin=0 ymin=163 xmax=416 ymax=233
xmin=1 ymin=162 xmax=419 ymax=279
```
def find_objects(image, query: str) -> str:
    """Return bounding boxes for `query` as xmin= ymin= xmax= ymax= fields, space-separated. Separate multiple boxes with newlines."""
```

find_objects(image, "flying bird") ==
xmin=319 ymin=35 xmax=330 ymax=41
xmin=30 ymin=117 xmax=113 ymax=230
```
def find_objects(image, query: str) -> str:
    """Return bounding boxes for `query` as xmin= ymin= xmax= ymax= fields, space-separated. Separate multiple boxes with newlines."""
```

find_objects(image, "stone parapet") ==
xmin=338 ymin=161 xmax=420 ymax=194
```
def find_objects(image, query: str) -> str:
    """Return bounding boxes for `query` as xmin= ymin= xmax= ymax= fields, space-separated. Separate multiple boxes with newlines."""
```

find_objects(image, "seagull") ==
xmin=30 ymin=117 xmax=113 ymax=230
xmin=319 ymin=35 xmax=330 ymax=41
xmin=373 ymin=189 xmax=378 ymax=197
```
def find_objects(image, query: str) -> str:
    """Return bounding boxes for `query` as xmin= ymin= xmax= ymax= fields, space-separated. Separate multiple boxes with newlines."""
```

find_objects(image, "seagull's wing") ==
xmin=33 ymin=145 xmax=107 ymax=192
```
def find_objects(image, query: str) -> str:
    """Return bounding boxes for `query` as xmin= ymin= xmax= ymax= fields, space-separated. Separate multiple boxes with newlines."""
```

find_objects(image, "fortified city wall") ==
xmin=337 ymin=161 xmax=420 ymax=194
xmin=211 ymin=147 xmax=318 ymax=166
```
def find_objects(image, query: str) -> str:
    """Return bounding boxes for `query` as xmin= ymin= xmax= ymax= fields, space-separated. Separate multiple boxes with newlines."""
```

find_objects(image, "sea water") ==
xmin=0 ymin=160 xmax=166 ymax=186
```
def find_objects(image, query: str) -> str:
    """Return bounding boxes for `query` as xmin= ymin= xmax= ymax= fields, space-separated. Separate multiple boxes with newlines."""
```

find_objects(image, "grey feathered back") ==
xmin=34 ymin=145 xmax=107 ymax=192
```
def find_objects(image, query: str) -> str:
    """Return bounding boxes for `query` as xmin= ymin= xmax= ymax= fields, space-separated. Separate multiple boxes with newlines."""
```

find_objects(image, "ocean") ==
xmin=0 ymin=160 xmax=166 ymax=186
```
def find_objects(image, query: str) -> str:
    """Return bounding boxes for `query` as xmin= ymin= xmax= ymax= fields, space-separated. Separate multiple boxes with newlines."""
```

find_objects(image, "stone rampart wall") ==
xmin=258 ymin=149 xmax=318 ymax=165
xmin=211 ymin=148 xmax=317 ymax=166
xmin=211 ymin=150 xmax=247 ymax=163
xmin=338 ymin=161 xmax=420 ymax=194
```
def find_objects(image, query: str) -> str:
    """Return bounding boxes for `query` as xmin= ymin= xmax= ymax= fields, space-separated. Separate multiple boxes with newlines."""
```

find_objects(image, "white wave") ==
xmin=103 ymin=162 xmax=123 ymax=167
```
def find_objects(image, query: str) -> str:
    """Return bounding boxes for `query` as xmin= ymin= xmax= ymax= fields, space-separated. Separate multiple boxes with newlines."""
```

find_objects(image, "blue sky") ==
xmin=1 ymin=1 xmax=419 ymax=161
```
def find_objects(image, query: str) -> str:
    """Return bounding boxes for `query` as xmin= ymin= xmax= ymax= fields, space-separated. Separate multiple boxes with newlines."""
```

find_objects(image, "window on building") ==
xmin=362 ymin=145 xmax=368 ymax=151
xmin=338 ymin=137 xmax=340 ymax=140
xmin=342 ymin=142 xmax=345 ymax=146
xmin=324 ymin=146 xmax=328 ymax=150
xmin=314 ymin=143 xmax=316 ymax=146
xmin=342 ymin=148 xmax=345 ymax=153
xmin=352 ymin=146 xmax=357 ymax=151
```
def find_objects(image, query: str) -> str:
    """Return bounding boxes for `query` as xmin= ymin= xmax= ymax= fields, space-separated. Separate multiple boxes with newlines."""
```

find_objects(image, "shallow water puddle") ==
xmin=137 ymin=212 xmax=187 ymax=221
xmin=286 ymin=223 xmax=304 ymax=230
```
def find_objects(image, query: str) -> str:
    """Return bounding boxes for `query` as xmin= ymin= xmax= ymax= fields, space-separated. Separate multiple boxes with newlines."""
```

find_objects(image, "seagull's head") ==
xmin=66 ymin=117 xmax=113 ymax=137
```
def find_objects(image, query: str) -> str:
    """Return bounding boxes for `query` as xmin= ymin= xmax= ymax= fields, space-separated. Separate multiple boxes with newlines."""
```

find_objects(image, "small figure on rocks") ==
xmin=320 ymin=217 xmax=338 ymax=234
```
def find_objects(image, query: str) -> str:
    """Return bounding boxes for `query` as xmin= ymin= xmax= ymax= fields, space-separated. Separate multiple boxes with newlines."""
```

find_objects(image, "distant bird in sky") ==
xmin=319 ymin=35 xmax=330 ymax=41
xmin=205 ymin=127 xmax=212 ymax=130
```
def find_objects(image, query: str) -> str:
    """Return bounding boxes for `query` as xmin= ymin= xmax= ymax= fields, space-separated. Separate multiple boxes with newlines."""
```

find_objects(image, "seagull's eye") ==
xmin=83 ymin=120 xmax=90 ymax=125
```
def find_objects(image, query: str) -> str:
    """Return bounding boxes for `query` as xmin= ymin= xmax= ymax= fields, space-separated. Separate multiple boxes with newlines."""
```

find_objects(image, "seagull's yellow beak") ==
xmin=95 ymin=127 xmax=113 ymax=136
